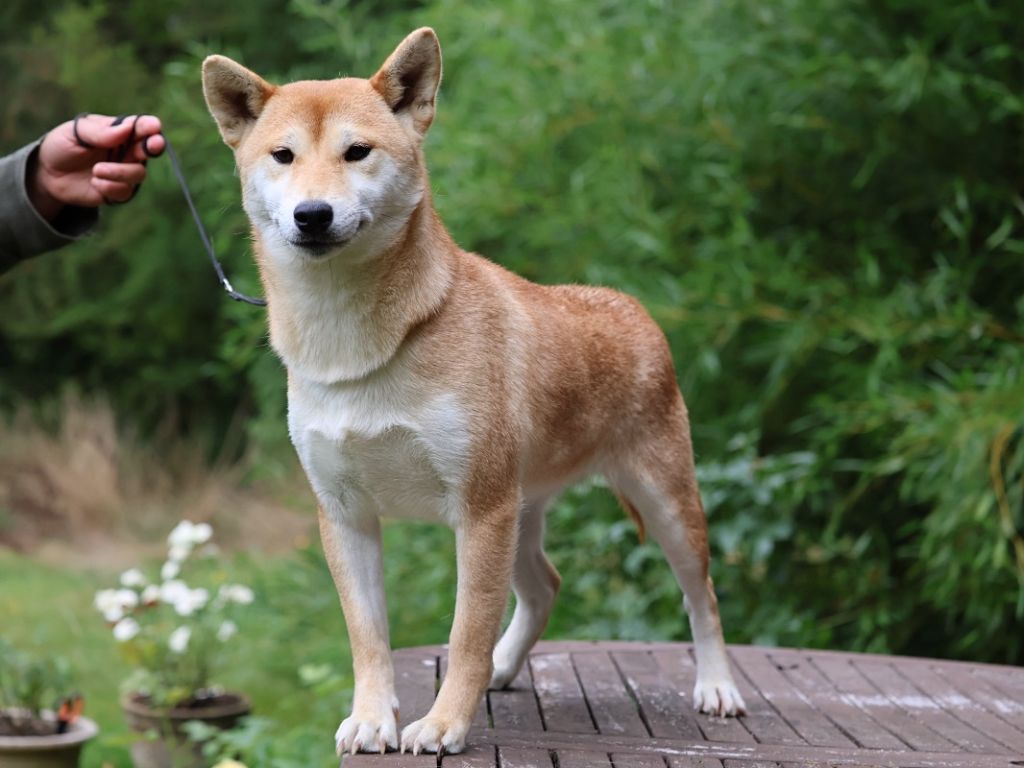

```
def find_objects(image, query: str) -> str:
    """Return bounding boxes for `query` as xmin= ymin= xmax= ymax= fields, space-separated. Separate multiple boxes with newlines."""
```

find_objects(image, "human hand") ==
xmin=27 ymin=114 xmax=165 ymax=222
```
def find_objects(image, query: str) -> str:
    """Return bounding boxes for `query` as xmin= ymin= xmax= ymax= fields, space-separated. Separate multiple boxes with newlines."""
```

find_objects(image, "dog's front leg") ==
xmin=318 ymin=505 xmax=398 ymax=755
xmin=401 ymin=496 xmax=518 ymax=754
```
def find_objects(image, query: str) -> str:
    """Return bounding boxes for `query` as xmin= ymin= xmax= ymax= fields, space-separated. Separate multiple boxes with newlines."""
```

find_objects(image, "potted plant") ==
xmin=0 ymin=641 xmax=98 ymax=768
xmin=95 ymin=521 xmax=254 ymax=768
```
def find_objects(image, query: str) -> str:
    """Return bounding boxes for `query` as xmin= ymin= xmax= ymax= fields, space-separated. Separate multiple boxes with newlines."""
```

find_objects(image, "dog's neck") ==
xmin=256 ymin=197 xmax=455 ymax=385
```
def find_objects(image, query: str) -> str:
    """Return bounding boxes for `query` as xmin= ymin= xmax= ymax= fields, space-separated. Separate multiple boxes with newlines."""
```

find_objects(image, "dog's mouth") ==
xmin=291 ymin=238 xmax=349 ymax=257
xmin=289 ymin=219 xmax=369 ymax=257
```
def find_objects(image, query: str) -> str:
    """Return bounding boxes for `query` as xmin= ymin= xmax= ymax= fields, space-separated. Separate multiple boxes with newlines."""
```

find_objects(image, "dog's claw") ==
xmin=693 ymin=678 xmax=746 ymax=718
xmin=401 ymin=715 xmax=469 ymax=755
xmin=334 ymin=709 xmax=399 ymax=755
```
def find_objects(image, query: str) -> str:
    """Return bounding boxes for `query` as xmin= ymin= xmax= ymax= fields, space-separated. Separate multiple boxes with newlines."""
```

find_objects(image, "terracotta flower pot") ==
xmin=121 ymin=692 xmax=250 ymax=768
xmin=0 ymin=710 xmax=98 ymax=768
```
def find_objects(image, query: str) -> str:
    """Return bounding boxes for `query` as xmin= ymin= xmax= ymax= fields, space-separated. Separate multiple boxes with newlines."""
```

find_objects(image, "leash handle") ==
xmin=73 ymin=113 xmax=267 ymax=307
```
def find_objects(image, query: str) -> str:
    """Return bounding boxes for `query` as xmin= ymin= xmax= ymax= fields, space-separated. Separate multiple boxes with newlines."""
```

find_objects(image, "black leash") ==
xmin=73 ymin=113 xmax=267 ymax=307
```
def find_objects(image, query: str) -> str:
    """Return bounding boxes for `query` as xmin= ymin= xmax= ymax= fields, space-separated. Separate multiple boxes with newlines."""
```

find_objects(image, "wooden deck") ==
xmin=343 ymin=640 xmax=1024 ymax=768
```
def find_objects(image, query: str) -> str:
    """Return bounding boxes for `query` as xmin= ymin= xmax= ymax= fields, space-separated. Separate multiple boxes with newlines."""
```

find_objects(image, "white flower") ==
xmin=113 ymin=617 xmax=140 ymax=642
xmin=219 ymin=584 xmax=254 ymax=605
xmin=94 ymin=589 xmax=121 ymax=615
xmin=168 ymin=543 xmax=192 ymax=563
xmin=171 ymin=587 xmax=209 ymax=617
xmin=120 ymin=569 xmax=146 ymax=588
xmin=141 ymin=585 xmax=161 ymax=605
xmin=217 ymin=620 xmax=238 ymax=642
xmin=193 ymin=522 xmax=213 ymax=544
xmin=168 ymin=626 xmax=191 ymax=654
xmin=95 ymin=588 xmax=137 ymax=622
xmin=160 ymin=579 xmax=189 ymax=605
xmin=103 ymin=605 xmax=125 ymax=623
xmin=168 ymin=520 xmax=197 ymax=547
xmin=116 ymin=589 xmax=139 ymax=609
xmin=161 ymin=561 xmax=180 ymax=581
xmin=168 ymin=520 xmax=213 ymax=550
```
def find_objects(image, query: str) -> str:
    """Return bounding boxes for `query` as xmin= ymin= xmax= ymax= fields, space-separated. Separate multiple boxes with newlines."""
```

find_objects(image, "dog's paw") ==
xmin=693 ymin=678 xmax=746 ymax=717
xmin=334 ymin=708 xmax=399 ymax=756
xmin=488 ymin=667 xmax=514 ymax=690
xmin=489 ymin=657 xmax=517 ymax=690
xmin=400 ymin=714 xmax=469 ymax=755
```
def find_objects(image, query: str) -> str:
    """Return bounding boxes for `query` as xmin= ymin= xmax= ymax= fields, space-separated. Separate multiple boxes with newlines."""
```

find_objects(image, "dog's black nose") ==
xmin=294 ymin=200 xmax=334 ymax=235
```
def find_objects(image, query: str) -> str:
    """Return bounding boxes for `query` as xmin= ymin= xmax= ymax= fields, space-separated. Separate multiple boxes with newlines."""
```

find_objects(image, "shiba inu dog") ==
xmin=202 ymin=27 xmax=746 ymax=756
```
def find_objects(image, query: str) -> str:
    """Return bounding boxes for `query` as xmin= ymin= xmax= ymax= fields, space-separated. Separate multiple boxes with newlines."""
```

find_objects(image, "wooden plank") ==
xmin=856 ymin=659 xmax=993 ymax=753
xmin=666 ymin=758 xmax=729 ymax=768
xmin=719 ymin=648 xmax=806 ymax=748
xmin=611 ymin=757 xmax=674 ymax=768
xmin=651 ymin=648 xmax=754 ymax=744
xmin=529 ymin=652 xmax=596 ymax=733
xmin=497 ymin=749 xmax=554 ymax=768
xmin=473 ymin=727 xmax=1021 ymax=767
xmin=571 ymin=651 xmax=664 ymax=768
xmin=555 ymin=750 xmax=612 ymax=767
xmin=344 ymin=755 xmax=437 ymax=767
xmin=490 ymin=661 xmax=552 ymax=768
xmin=769 ymin=650 xmax=905 ymax=750
xmin=893 ymin=661 xmax=1024 ymax=753
xmin=972 ymin=665 xmax=1024 ymax=701
xmin=395 ymin=652 xmax=439 ymax=724
xmin=490 ymin=662 xmax=544 ymax=730
xmin=934 ymin=661 xmax=1024 ymax=737
xmin=442 ymin=744 xmax=498 ymax=767
xmin=731 ymin=647 xmax=855 ymax=748
xmin=389 ymin=652 xmax=438 ymax=768
xmin=612 ymin=650 xmax=723 ymax=768
xmin=529 ymin=652 xmax=609 ymax=768
xmin=573 ymin=650 xmax=650 ymax=735
xmin=811 ymin=654 xmax=956 ymax=752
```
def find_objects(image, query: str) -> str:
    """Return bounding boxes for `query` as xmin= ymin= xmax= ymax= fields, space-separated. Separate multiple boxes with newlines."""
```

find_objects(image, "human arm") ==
xmin=0 ymin=114 xmax=164 ymax=272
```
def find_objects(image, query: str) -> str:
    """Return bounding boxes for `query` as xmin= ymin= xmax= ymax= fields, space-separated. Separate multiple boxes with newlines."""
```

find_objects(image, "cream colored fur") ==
xmin=203 ymin=27 xmax=745 ymax=756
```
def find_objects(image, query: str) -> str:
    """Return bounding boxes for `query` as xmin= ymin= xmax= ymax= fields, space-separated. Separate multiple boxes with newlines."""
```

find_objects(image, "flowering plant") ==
xmin=0 ymin=639 xmax=73 ymax=736
xmin=95 ymin=521 xmax=254 ymax=709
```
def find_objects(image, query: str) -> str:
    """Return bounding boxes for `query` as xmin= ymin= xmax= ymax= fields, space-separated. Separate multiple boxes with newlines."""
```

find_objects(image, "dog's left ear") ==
xmin=370 ymin=28 xmax=442 ymax=138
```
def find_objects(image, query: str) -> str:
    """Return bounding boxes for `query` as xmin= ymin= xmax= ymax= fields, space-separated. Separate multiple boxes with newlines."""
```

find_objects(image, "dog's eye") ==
xmin=344 ymin=144 xmax=372 ymax=162
xmin=271 ymin=148 xmax=294 ymax=164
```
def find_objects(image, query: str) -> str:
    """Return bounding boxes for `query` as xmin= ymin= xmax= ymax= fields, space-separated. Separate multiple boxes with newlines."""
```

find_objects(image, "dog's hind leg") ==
xmin=606 ymin=403 xmax=746 ymax=717
xmin=490 ymin=496 xmax=561 ymax=689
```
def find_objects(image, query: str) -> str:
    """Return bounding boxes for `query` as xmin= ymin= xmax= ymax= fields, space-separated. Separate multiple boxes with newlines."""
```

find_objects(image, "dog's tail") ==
xmin=613 ymin=490 xmax=646 ymax=543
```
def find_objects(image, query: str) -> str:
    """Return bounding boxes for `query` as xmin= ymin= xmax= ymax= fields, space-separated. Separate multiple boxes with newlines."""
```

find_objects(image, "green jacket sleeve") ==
xmin=0 ymin=139 xmax=99 ymax=274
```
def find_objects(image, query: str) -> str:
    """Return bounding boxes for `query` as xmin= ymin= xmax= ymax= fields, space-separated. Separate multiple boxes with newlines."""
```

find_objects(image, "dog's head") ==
xmin=202 ymin=28 xmax=441 ymax=261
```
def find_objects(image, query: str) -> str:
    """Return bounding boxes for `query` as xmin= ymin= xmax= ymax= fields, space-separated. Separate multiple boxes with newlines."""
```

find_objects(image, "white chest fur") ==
xmin=288 ymin=368 xmax=471 ymax=526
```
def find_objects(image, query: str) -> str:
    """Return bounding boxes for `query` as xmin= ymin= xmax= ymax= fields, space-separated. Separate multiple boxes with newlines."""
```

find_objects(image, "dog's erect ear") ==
xmin=370 ymin=28 xmax=442 ymax=138
xmin=202 ymin=55 xmax=276 ymax=149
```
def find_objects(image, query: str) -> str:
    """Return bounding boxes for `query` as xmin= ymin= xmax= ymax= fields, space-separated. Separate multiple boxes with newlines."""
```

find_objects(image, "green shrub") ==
xmin=0 ymin=0 xmax=1021 ymax=663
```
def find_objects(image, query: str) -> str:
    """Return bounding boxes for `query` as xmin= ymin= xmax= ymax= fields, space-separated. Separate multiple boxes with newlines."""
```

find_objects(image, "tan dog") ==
xmin=202 ymin=28 xmax=745 ymax=756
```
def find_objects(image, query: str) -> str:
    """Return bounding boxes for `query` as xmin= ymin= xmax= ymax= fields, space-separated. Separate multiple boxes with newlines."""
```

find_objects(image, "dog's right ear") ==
xmin=202 ymin=55 xmax=276 ymax=149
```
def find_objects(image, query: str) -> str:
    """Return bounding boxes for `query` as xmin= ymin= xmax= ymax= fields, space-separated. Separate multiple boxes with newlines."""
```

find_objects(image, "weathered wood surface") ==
xmin=343 ymin=641 xmax=1024 ymax=768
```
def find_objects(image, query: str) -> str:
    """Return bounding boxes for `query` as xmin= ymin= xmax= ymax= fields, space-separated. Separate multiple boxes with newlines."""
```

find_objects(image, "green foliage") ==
xmin=1 ymin=0 xmax=1022 ymax=672
xmin=0 ymin=638 xmax=72 ymax=732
